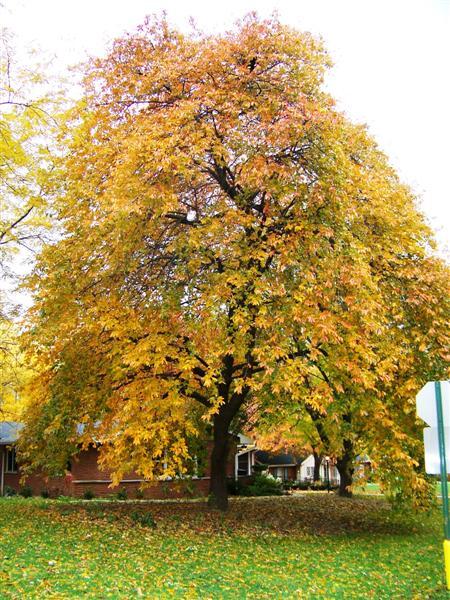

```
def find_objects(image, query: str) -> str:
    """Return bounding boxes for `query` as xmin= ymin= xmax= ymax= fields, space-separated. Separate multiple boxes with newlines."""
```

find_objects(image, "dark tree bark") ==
xmin=208 ymin=410 xmax=232 ymax=511
xmin=307 ymin=400 xmax=355 ymax=498
xmin=207 ymin=369 xmax=248 ymax=510
xmin=312 ymin=449 xmax=321 ymax=482
xmin=336 ymin=438 xmax=354 ymax=497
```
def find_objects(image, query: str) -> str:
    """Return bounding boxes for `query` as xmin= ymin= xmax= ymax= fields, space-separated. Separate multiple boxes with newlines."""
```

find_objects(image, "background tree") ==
xmin=0 ymin=30 xmax=52 ymax=262
xmin=248 ymin=401 xmax=323 ymax=480
xmin=0 ymin=29 xmax=56 ymax=421
xmin=20 ymin=14 xmax=449 ymax=510
xmin=0 ymin=320 xmax=30 ymax=420
xmin=252 ymin=249 xmax=449 ymax=502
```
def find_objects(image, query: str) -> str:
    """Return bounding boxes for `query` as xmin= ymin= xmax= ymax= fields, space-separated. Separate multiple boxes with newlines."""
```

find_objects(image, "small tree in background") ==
xmin=0 ymin=29 xmax=55 ymax=420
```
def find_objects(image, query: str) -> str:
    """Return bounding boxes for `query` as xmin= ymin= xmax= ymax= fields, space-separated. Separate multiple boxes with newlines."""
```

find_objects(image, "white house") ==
xmin=298 ymin=455 xmax=341 ymax=485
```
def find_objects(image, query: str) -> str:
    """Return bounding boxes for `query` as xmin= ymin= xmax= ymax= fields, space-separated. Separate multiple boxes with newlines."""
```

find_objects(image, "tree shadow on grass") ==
xmin=49 ymin=494 xmax=438 ymax=537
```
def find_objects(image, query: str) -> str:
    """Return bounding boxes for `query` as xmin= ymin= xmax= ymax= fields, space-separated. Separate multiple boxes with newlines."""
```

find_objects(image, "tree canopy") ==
xmin=0 ymin=30 xmax=55 ymax=418
xmin=20 ymin=14 xmax=449 ymax=509
xmin=0 ymin=30 xmax=52 ymax=265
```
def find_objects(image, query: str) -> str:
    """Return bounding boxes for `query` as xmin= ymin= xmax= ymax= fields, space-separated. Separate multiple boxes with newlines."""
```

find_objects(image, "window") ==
xmin=6 ymin=448 xmax=18 ymax=473
xmin=306 ymin=466 xmax=314 ymax=478
xmin=275 ymin=467 xmax=288 ymax=480
xmin=237 ymin=453 xmax=250 ymax=476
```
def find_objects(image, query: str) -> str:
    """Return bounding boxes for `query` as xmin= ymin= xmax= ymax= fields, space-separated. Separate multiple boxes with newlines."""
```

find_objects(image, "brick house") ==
xmin=254 ymin=450 xmax=302 ymax=481
xmin=0 ymin=422 xmax=252 ymax=499
xmin=255 ymin=450 xmax=344 ymax=486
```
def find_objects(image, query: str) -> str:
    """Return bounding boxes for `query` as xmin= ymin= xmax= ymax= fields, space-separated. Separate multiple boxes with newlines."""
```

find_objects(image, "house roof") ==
xmin=255 ymin=450 xmax=302 ymax=467
xmin=0 ymin=422 xmax=256 ymax=452
xmin=237 ymin=433 xmax=254 ymax=446
xmin=0 ymin=422 xmax=23 ymax=445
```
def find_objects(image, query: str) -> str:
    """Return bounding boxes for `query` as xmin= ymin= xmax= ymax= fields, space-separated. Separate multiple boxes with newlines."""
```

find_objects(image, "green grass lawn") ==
xmin=0 ymin=494 xmax=448 ymax=599
xmin=355 ymin=481 xmax=444 ymax=497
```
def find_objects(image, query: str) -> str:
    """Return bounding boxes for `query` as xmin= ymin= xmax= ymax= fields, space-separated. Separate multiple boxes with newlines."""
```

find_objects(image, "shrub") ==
xmin=294 ymin=481 xmax=338 ymax=492
xmin=242 ymin=473 xmax=283 ymax=497
xmin=19 ymin=485 xmax=33 ymax=498
xmin=83 ymin=489 xmax=95 ymax=500
xmin=135 ymin=488 xmax=144 ymax=499
xmin=282 ymin=480 xmax=296 ymax=491
xmin=311 ymin=482 xmax=338 ymax=492
xmin=40 ymin=489 xmax=50 ymax=499
xmin=181 ymin=479 xmax=195 ymax=497
xmin=130 ymin=510 xmax=156 ymax=528
xmin=116 ymin=488 xmax=128 ymax=501
xmin=4 ymin=485 xmax=17 ymax=497
xmin=227 ymin=478 xmax=247 ymax=496
xmin=295 ymin=481 xmax=311 ymax=491
xmin=252 ymin=463 xmax=267 ymax=475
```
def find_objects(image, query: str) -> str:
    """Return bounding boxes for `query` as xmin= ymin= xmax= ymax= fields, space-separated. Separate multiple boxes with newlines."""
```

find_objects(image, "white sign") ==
xmin=416 ymin=381 xmax=450 ymax=427
xmin=424 ymin=427 xmax=450 ymax=474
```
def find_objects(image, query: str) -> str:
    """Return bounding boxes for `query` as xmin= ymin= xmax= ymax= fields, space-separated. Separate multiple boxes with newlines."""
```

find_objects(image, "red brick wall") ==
xmin=71 ymin=447 xmax=112 ymax=481
xmin=68 ymin=447 xmax=213 ymax=499
xmin=70 ymin=477 xmax=211 ymax=499
xmin=2 ymin=438 xmax=240 ymax=499
xmin=71 ymin=441 xmax=237 ymax=480
xmin=3 ymin=467 xmax=72 ymax=497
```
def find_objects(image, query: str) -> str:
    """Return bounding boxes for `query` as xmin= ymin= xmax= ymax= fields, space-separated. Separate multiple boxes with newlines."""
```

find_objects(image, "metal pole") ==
xmin=435 ymin=381 xmax=450 ymax=539
xmin=435 ymin=381 xmax=450 ymax=590
xmin=0 ymin=449 xmax=4 ymax=497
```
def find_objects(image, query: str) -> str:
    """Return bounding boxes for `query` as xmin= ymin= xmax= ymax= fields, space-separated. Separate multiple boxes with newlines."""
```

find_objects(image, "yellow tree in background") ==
xmin=0 ymin=320 xmax=29 ymax=420
xmin=252 ymin=250 xmax=449 ymax=502
xmin=0 ymin=30 xmax=55 ymax=421
xmin=0 ymin=30 xmax=51 ymax=262
xmin=21 ymin=15 xmax=449 ymax=509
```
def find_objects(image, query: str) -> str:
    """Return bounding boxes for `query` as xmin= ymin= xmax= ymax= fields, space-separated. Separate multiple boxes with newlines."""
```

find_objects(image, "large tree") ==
xmin=20 ymin=15 xmax=449 ymax=509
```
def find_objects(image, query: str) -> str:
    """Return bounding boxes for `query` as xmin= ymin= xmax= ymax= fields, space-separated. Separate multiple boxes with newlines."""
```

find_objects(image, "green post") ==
xmin=435 ymin=381 xmax=450 ymax=539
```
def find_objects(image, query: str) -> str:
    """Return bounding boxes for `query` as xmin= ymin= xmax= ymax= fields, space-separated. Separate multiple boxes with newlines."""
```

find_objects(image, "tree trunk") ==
xmin=208 ymin=411 xmax=231 ymax=511
xmin=336 ymin=439 xmax=354 ymax=498
xmin=312 ymin=449 xmax=321 ymax=482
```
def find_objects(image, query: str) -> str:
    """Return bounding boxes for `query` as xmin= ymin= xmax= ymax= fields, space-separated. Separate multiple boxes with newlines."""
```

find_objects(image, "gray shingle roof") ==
xmin=255 ymin=450 xmax=302 ymax=466
xmin=0 ymin=422 xmax=23 ymax=444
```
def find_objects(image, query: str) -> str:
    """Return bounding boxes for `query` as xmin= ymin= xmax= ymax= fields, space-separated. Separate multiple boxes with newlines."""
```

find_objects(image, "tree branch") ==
xmin=0 ymin=206 xmax=33 ymax=243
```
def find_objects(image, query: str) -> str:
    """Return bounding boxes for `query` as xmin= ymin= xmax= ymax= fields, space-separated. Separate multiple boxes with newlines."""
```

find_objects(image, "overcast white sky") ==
xmin=2 ymin=0 xmax=450 ymax=261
